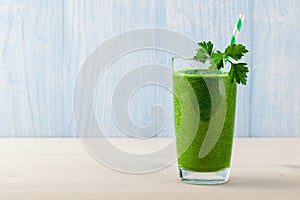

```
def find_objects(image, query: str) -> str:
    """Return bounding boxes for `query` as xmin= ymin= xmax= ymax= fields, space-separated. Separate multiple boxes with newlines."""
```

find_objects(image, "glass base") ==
xmin=179 ymin=167 xmax=230 ymax=185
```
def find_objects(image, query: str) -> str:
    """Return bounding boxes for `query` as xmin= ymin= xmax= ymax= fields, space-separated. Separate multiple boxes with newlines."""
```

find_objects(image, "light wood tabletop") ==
xmin=0 ymin=138 xmax=299 ymax=200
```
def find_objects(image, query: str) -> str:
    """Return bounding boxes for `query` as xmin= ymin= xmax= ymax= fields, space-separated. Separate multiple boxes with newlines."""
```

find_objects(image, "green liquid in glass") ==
xmin=173 ymin=68 xmax=236 ymax=172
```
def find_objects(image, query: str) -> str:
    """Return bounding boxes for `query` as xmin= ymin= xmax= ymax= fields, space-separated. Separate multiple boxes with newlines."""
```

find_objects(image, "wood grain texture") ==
xmin=0 ymin=138 xmax=300 ymax=199
xmin=250 ymin=0 xmax=300 ymax=137
xmin=0 ymin=0 xmax=299 ymax=137
xmin=0 ymin=0 xmax=64 ymax=137
xmin=63 ymin=0 xmax=114 ymax=137
xmin=66 ymin=0 xmax=253 ymax=138
xmin=65 ymin=0 xmax=173 ymax=137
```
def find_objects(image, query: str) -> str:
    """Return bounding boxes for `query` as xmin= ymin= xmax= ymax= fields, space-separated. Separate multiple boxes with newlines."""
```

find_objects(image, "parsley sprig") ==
xmin=193 ymin=41 xmax=249 ymax=85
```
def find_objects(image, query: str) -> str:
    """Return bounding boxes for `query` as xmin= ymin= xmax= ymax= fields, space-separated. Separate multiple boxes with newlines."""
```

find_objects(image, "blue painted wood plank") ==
xmin=250 ymin=0 xmax=300 ymax=137
xmin=65 ymin=0 xmax=167 ymax=138
xmin=0 ymin=0 xmax=64 ymax=137
xmin=0 ymin=0 xmax=299 ymax=138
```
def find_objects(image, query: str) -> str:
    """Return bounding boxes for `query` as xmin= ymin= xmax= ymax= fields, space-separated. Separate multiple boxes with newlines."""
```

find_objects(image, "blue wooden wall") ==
xmin=0 ymin=0 xmax=299 ymax=137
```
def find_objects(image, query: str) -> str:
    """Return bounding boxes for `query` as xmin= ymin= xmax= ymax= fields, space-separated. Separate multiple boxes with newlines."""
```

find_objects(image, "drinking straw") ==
xmin=219 ymin=13 xmax=245 ymax=73
xmin=230 ymin=13 xmax=245 ymax=45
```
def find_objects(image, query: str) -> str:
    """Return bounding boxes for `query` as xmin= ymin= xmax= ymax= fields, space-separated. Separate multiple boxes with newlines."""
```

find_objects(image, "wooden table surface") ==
xmin=0 ymin=138 xmax=299 ymax=200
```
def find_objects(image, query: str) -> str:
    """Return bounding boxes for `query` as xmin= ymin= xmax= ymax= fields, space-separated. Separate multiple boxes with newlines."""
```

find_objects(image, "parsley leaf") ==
xmin=225 ymin=44 xmax=248 ymax=61
xmin=199 ymin=41 xmax=214 ymax=56
xmin=193 ymin=41 xmax=249 ymax=85
xmin=211 ymin=51 xmax=225 ymax=70
xmin=193 ymin=41 xmax=214 ymax=63
xmin=228 ymin=63 xmax=249 ymax=85
xmin=194 ymin=49 xmax=209 ymax=63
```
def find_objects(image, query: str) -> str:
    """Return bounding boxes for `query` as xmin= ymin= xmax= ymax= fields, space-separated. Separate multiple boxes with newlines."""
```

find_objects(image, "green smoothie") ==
xmin=173 ymin=68 xmax=236 ymax=172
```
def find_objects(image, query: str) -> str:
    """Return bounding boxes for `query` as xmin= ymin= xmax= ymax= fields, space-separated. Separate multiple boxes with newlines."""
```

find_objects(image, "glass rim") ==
xmin=172 ymin=57 xmax=230 ymax=76
xmin=173 ymin=69 xmax=229 ymax=78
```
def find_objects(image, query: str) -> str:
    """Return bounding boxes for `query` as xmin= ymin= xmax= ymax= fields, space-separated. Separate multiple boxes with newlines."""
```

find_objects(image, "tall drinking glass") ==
xmin=172 ymin=58 xmax=237 ymax=184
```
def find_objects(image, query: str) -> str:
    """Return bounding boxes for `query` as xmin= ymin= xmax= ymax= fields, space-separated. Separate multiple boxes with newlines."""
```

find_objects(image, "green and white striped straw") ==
xmin=230 ymin=13 xmax=245 ymax=45
xmin=219 ymin=13 xmax=245 ymax=73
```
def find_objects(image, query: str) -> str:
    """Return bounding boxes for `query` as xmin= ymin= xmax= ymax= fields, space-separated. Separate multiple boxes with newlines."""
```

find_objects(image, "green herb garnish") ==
xmin=193 ymin=41 xmax=249 ymax=85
